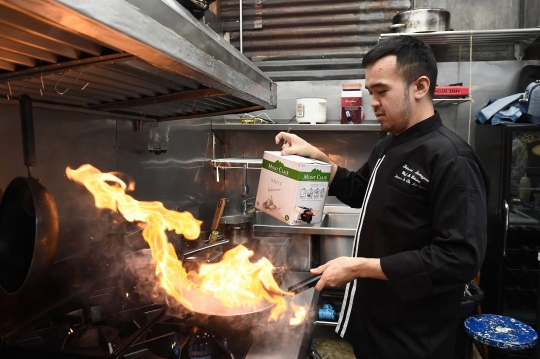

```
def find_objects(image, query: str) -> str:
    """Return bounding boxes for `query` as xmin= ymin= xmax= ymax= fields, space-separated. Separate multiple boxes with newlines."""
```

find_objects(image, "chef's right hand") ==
xmin=275 ymin=132 xmax=318 ymax=158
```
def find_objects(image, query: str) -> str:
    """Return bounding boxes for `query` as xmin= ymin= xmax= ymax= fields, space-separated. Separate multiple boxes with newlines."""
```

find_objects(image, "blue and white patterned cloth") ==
xmin=476 ymin=93 xmax=524 ymax=124
xmin=464 ymin=314 xmax=538 ymax=350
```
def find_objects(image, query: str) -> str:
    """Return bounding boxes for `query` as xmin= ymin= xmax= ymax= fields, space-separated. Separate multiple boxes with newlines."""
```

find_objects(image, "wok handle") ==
xmin=288 ymin=274 xmax=322 ymax=295
xmin=19 ymin=94 xmax=36 ymax=174
xmin=181 ymin=239 xmax=229 ymax=258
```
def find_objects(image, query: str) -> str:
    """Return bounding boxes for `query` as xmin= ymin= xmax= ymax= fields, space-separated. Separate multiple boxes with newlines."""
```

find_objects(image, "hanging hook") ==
xmin=54 ymin=73 xmax=70 ymax=95
xmin=74 ymin=68 xmax=84 ymax=84
xmin=140 ymin=106 xmax=146 ymax=118
xmin=40 ymin=73 xmax=44 ymax=96
xmin=7 ymin=79 xmax=12 ymax=101
xmin=74 ymin=68 xmax=90 ymax=90
xmin=18 ymin=78 xmax=31 ymax=97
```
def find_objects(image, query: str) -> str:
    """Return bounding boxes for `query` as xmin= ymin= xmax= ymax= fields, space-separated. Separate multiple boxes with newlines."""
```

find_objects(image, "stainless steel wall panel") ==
xmin=219 ymin=129 xmax=384 ymax=212
xmin=0 ymin=103 xmax=118 ymax=263
xmin=223 ymin=0 xmax=411 ymax=62
xmin=415 ymin=0 xmax=520 ymax=31
xmin=116 ymin=118 xmax=223 ymax=231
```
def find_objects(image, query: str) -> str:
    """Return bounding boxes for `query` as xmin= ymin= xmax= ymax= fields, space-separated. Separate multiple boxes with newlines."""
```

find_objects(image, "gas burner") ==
xmin=3 ymin=282 xmax=254 ymax=359
xmin=63 ymin=324 xmax=123 ymax=354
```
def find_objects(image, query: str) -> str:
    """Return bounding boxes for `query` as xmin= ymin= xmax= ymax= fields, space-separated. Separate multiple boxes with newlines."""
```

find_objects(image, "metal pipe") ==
xmin=241 ymin=163 xmax=249 ymax=197
xmin=239 ymin=0 xmax=243 ymax=52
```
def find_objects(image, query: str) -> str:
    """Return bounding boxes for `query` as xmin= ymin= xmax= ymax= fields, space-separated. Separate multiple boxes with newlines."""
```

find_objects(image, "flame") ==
xmin=66 ymin=164 xmax=306 ymax=325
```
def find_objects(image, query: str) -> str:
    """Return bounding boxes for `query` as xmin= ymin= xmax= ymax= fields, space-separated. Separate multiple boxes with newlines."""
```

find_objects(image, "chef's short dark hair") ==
xmin=362 ymin=36 xmax=438 ymax=99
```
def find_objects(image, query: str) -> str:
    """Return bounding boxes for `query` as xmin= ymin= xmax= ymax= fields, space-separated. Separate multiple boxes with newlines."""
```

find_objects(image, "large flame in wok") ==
xmin=66 ymin=164 xmax=306 ymax=325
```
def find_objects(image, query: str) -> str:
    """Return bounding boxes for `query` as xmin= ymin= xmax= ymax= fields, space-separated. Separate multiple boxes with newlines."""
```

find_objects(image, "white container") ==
xmin=296 ymin=98 xmax=327 ymax=124
xmin=255 ymin=151 xmax=332 ymax=225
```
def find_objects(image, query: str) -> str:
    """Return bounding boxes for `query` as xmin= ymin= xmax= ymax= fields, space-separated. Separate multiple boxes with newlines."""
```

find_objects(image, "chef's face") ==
xmin=365 ymin=55 xmax=414 ymax=135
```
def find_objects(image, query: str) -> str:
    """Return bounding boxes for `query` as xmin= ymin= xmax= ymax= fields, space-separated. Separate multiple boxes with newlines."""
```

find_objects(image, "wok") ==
xmin=124 ymin=243 xmax=322 ymax=317
xmin=0 ymin=95 xmax=59 ymax=294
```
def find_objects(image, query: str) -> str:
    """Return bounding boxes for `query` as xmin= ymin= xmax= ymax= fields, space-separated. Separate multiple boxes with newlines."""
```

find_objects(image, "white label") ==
xmin=297 ymin=104 xmax=304 ymax=117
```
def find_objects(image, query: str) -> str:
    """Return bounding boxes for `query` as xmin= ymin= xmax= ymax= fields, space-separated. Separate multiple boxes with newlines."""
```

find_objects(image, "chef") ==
xmin=276 ymin=36 xmax=489 ymax=359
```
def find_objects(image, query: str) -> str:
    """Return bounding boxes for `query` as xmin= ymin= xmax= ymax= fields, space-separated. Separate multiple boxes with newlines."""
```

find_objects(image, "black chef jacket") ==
xmin=329 ymin=113 xmax=489 ymax=359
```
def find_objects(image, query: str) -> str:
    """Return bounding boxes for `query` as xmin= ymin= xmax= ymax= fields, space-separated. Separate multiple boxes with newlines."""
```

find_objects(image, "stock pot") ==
xmin=390 ymin=8 xmax=450 ymax=33
xmin=218 ymin=215 xmax=254 ymax=249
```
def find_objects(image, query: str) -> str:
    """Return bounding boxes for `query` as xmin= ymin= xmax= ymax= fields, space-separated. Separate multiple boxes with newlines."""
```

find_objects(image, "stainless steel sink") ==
xmin=252 ymin=207 xmax=359 ymax=235
xmin=253 ymin=207 xmax=361 ymax=271
xmin=252 ymin=211 xmax=317 ymax=227
xmin=319 ymin=213 xmax=359 ymax=229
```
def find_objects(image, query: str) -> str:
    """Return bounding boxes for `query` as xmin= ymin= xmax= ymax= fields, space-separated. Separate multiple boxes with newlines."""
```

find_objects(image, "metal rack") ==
xmin=433 ymin=97 xmax=472 ymax=106
xmin=0 ymin=0 xmax=276 ymax=121
xmin=211 ymin=122 xmax=384 ymax=131
xmin=211 ymin=158 xmax=263 ymax=170
xmin=380 ymin=28 xmax=540 ymax=61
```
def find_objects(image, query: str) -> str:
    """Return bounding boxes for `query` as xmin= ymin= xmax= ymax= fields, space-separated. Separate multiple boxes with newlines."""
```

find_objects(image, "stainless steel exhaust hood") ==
xmin=0 ymin=0 xmax=277 ymax=121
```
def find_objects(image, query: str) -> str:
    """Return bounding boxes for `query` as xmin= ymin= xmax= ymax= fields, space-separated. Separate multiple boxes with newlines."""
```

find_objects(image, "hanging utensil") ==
xmin=208 ymin=198 xmax=226 ymax=242
xmin=0 ymin=94 xmax=59 ymax=294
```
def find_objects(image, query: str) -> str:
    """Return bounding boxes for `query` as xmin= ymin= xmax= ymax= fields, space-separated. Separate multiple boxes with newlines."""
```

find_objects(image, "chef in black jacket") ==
xmin=276 ymin=36 xmax=489 ymax=359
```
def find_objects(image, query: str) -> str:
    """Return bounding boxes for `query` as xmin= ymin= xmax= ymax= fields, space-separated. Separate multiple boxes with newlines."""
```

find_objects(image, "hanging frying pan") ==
xmin=0 ymin=94 xmax=59 ymax=294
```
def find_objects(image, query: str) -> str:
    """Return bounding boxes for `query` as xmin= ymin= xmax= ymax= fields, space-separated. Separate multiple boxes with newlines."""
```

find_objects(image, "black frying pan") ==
xmin=0 ymin=94 xmax=59 ymax=294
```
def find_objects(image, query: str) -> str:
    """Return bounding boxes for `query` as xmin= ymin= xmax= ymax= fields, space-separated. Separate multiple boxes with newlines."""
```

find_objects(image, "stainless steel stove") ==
xmin=1 ymin=271 xmax=318 ymax=359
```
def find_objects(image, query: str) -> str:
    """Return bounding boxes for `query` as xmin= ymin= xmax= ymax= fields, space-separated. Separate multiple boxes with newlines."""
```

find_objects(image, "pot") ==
xmin=218 ymin=215 xmax=254 ymax=249
xmin=390 ymin=8 xmax=450 ymax=33
xmin=0 ymin=95 xmax=59 ymax=294
xmin=296 ymin=98 xmax=327 ymax=124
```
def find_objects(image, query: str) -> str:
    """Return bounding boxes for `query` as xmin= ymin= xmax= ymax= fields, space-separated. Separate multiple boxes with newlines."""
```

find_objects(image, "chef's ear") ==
xmin=413 ymin=76 xmax=430 ymax=100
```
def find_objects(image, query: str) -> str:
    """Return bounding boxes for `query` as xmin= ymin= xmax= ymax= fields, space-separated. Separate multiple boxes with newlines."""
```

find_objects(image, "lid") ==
xmin=342 ymin=83 xmax=362 ymax=90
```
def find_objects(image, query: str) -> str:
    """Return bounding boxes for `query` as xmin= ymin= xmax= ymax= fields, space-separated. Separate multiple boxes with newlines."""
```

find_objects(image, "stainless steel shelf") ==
xmin=0 ymin=0 xmax=276 ymax=120
xmin=211 ymin=122 xmax=384 ymax=131
xmin=211 ymin=158 xmax=263 ymax=169
xmin=433 ymin=97 xmax=472 ymax=106
xmin=380 ymin=28 xmax=540 ymax=60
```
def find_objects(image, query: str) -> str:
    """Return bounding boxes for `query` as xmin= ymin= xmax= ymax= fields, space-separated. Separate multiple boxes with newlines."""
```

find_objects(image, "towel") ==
xmin=491 ymin=104 xmax=523 ymax=125
xmin=476 ymin=93 xmax=523 ymax=124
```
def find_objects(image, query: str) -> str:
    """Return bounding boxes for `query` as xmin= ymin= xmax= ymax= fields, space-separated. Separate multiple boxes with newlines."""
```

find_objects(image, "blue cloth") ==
xmin=476 ymin=93 xmax=523 ymax=124
xmin=464 ymin=314 xmax=538 ymax=350
xmin=491 ymin=104 xmax=523 ymax=125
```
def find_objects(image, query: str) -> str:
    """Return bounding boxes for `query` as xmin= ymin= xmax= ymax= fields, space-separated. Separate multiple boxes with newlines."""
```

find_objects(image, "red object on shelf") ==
xmin=434 ymin=86 xmax=469 ymax=98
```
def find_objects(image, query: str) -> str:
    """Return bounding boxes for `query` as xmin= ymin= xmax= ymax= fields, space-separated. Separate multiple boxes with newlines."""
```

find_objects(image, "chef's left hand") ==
xmin=310 ymin=257 xmax=387 ymax=291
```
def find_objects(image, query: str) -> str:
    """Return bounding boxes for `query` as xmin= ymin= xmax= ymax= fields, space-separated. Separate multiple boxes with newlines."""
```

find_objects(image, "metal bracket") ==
xmin=514 ymin=37 xmax=537 ymax=60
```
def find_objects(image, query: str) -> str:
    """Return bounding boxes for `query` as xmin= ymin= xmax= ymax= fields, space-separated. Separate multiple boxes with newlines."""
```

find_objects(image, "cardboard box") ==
xmin=255 ymin=151 xmax=332 ymax=225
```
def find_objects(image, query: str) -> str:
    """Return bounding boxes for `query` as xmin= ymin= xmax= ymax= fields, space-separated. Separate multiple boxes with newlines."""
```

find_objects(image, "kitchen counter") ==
xmin=246 ymin=271 xmax=320 ymax=359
